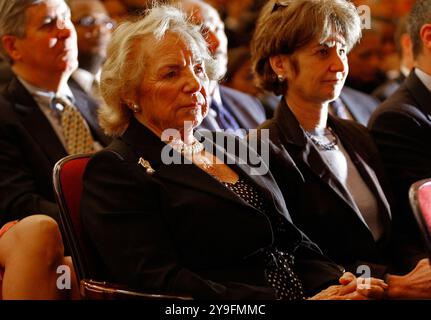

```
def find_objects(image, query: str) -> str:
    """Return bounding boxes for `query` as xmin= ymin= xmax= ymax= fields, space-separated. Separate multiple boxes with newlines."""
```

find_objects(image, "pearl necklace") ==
xmin=169 ymin=138 xmax=204 ymax=156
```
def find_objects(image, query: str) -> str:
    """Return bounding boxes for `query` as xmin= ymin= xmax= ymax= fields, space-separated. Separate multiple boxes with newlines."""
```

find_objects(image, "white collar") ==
xmin=211 ymin=85 xmax=223 ymax=107
xmin=18 ymin=77 xmax=73 ymax=101
xmin=72 ymin=68 xmax=97 ymax=94
xmin=415 ymin=68 xmax=431 ymax=93
xmin=400 ymin=65 xmax=410 ymax=78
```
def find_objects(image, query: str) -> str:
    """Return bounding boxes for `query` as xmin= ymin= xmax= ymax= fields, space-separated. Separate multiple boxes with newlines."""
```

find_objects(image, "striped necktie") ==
xmin=52 ymin=96 xmax=95 ymax=155
xmin=211 ymin=99 xmax=240 ymax=131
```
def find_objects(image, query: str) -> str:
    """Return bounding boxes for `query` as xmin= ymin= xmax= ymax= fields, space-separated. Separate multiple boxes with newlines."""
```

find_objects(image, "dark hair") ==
xmin=408 ymin=0 xmax=431 ymax=58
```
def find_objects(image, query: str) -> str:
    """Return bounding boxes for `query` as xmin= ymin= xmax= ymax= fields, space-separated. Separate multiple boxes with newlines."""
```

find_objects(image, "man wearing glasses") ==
xmin=69 ymin=0 xmax=114 ymax=101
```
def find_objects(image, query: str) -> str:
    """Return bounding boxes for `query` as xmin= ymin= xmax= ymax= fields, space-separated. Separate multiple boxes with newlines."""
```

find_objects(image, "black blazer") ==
xmin=369 ymin=70 xmax=431 ymax=251
xmin=0 ymin=77 xmax=110 ymax=226
xmin=256 ymin=99 xmax=420 ymax=277
xmin=80 ymin=117 xmax=343 ymax=299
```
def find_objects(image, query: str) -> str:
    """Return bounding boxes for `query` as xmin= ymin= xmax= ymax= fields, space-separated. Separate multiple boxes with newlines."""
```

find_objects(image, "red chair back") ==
xmin=418 ymin=183 xmax=431 ymax=233
xmin=409 ymin=178 xmax=431 ymax=258
xmin=53 ymin=154 xmax=104 ymax=283
xmin=53 ymin=154 xmax=192 ymax=300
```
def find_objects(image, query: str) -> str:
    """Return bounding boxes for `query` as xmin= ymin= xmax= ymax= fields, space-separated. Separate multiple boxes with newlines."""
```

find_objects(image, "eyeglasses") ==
xmin=271 ymin=0 xmax=289 ymax=13
xmin=73 ymin=15 xmax=116 ymax=30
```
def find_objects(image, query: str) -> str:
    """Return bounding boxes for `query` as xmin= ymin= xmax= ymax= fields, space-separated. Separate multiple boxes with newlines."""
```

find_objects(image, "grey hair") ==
xmin=407 ymin=0 xmax=431 ymax=58
xmin=99 ymin=4 xmax=222 ymax=136
xmin=0 ymin=0 xmax=43 ymax=64
xmin=251 ymin=0 xmax=362 ymax=96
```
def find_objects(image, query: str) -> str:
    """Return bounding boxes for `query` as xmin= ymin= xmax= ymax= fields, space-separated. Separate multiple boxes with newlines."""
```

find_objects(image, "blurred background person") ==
xmin=177 ymin=0 xmax=266 ymax=136
xmin=345 ymin=25 xmax=387 ymax=94
xmin=372 ymin=17 xmax=415 ymax=102
xmin=351 ymin=0 xmax=415 ymax=88
xmin=225 ymin=46 xmax=259 ymax=97
xmin=224 ymin=46 xmax=281 ymax=119
xmin=100 ymin=0 xmax=128 ymax=23
xmin=69 ymin=0 xmax=114 ymax=102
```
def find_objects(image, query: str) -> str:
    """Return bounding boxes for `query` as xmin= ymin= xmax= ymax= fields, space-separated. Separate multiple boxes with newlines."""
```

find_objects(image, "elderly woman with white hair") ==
xmin=80 ymin=4 xmax=387 ymax=300
xmin=251 ymin=0 xmax=431 ymax=299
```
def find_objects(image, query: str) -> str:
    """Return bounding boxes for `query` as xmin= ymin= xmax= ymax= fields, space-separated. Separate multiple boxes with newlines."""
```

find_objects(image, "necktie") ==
xmin=211 ymin=99 xmax=241 ymax=131
xmin=52 ymin=96 xmax=95 ymax=155
xmin=330 ymin=98 xmax=350 ymax=120
xmin=91 ymin=78 xmax=102 ymax=100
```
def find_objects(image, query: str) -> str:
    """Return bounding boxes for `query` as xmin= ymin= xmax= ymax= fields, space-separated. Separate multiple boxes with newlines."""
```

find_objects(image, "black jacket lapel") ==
xmin=406 ymin=70 xmax=431 ymax=122
xmin=6 ymin=77 xmax=66 ymax=163
xmin=329 ymin=118 xmax=392 ymax=231
xmin=274 ymin=100 xmax=362 ymax=215
xmin=120 ymin=118 xmax=292 ymax=221
xmin=119 ymin=118 xmax=251 ymax=207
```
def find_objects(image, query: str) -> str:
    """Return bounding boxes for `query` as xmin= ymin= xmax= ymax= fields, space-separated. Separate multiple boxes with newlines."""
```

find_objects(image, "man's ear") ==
xmin=419 ymin=24 xmax=431 ymax=52
xmin=1 ymin=35 xmax=22 ymax=62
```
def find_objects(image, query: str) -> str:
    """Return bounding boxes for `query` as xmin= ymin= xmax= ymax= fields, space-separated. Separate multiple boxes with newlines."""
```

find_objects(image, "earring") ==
xmin=130 ymin=103 xmax=140 ymax=113
xmin=277 ymin=74 xmax=285 ymax=82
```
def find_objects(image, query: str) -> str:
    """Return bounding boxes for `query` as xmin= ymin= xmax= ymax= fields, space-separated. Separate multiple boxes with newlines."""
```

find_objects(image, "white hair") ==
xmin=99 ymin=4 xmax=222 ymax=136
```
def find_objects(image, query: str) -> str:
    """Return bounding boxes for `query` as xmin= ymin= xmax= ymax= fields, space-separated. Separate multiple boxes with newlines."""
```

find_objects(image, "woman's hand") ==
xmin=309 ymin=272 xmax=388 ymax=300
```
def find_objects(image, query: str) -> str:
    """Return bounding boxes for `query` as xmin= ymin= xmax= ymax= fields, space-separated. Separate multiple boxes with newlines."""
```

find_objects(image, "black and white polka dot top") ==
xmin=223 ymin=178 xmax=305 ymax=300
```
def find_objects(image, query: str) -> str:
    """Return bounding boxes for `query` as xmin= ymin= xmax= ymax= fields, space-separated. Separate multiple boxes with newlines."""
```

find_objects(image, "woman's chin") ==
xmin=173 ymin=118 xmax=201 ymax=132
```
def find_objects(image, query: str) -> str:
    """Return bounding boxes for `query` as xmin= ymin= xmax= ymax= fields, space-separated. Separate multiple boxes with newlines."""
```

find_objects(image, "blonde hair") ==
xmin=99 ymin=4 xmax=221 ymax=136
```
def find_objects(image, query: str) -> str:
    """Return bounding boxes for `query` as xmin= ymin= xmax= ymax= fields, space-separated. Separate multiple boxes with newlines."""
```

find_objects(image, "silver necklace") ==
xmin=305 ymin=127 xmax=339 ymax=151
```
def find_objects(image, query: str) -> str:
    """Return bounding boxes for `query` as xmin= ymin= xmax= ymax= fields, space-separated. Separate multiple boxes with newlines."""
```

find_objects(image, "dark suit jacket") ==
xmin=256 ymin=99 xmax=421 ymax=277
xmin=80 ymin=117 xmax=343 ymax=299
xmin=200 ymin=85 xmax=267 ymax=132
xmin=372 ymin=73 xmax=407 ymax=102
xmin=337 ymin=86 xmax=380 ymax=126
xmin=0 ymin=59 xmax=12 ymax=90
xmin=369 ymin=70 xmax=431 ymax=251
xmin=0 ymin=76 xmax=110 ymax=226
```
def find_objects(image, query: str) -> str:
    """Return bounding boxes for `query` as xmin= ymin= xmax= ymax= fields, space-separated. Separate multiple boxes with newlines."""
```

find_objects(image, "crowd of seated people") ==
xmin=80 ymin=3 xmax=389 ymax=300
xmin=0 ymin=0 xmax=430 ymax=300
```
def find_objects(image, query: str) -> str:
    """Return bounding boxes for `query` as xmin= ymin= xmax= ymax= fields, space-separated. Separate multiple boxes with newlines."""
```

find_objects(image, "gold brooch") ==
xmin=138 ymin=157 xmax=155 ymax=174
